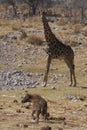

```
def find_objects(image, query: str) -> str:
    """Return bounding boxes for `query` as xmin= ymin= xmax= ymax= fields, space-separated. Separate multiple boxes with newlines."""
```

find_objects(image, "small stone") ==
xmin=58 ymin=117 xmax=66 ymax=121
xmin=18 ymin=63 xmax=22 ymax=67
xmin=23 ymin=124 xmax=28 ymax=128
xmin=16 ymin=109 xmax=21 ymax=113
xmin=58 ymin=127 xmax=63 ymax=130
xmin=17 ymin=123 xmax=23 ymax=127
xmin=40 ymin=125 xmax=51 ymax=130
xmin=25 ymin=105 xmax=30 ymax=109
xmin=51 ymin=86 xmax=56 ymax=90
xmin=0 ymin=107 xmax=3 ymax=109
xmin=13 ymin=99 xmax=18 ymax=103
xmin=84 ymin=68 xmax=87 ymax=72
xmin=84 ymin=104 xmax=87 ymax=107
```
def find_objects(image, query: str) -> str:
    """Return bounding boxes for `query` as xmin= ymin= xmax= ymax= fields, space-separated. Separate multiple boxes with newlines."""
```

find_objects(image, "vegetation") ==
xmin=26 ymin=34 xmax=43 ymax=46
xmin=0 ymin=0 xmax=87 ymax=23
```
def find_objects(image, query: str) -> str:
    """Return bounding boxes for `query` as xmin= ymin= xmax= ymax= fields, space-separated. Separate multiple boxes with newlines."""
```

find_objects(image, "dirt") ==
xmin=0 ymin=90 xmax=87 ymax=130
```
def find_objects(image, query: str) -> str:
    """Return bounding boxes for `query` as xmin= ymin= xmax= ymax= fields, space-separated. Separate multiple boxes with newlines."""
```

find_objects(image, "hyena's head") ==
xmin=22 ymin=94 xmax=32 ymax=103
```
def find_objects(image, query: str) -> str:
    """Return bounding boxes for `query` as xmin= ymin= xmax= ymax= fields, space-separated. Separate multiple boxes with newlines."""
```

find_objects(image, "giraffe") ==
xmin=41 ymin=11 xmax=77 ymax=87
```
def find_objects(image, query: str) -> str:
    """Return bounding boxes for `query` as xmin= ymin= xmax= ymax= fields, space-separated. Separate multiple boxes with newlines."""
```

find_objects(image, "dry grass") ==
xmin=73 ymin=24 xmax=82 ymax=34
xmin=26 ymin=17 xmax=42 ymax=29
xmin=57 ymin=18 xmax=69 ymax=26
xmin=12 ymin=22 xmax=23 ymax=31
xmin=26 ymin=34 xmax=43 ymax=46
xmin=0 ymin=5 xmax=5 ymax=12
xmin=0 ymin=19 xmax=11 ymax=27
xmin=19 ymin=30 xmax=27 ymax=40
xmin=0 ymin=18 xmax=12 ymax=36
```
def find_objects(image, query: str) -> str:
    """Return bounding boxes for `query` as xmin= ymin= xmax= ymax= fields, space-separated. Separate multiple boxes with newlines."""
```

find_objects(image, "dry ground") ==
xmin=0 ymin=8 xmax=87 ymax=130
xmin=0 ymin=87 xmax=87 ymax=130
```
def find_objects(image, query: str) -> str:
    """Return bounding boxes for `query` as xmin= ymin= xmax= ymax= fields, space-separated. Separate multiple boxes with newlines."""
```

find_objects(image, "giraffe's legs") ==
xmin=65 ymin=60 xmax=76 ymax=87
xmin=43 ymin=55 xmax=52 ymax=87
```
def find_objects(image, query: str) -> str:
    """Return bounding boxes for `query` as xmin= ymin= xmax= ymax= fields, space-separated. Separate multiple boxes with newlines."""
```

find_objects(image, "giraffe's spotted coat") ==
xmin=42 ymin=11 xmax=77 ymax=87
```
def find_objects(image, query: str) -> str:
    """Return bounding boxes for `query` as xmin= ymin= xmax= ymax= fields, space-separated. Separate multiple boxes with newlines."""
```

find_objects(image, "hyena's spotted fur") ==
xmin=22 ymin=94 xmax=48 ymax=123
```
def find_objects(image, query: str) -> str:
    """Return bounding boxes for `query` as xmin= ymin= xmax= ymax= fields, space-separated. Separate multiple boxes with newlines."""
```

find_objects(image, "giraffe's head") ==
xmin=42 ymin=11 xmax=47 ymax=16
xmin=40 ymin=9 xmax=47 ymax=19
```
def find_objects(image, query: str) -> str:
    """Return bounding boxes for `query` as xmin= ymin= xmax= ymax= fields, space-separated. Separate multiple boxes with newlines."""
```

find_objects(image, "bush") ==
xmin=26 ymin=35 xmax=43 ymax=46
xmin=19 ymin=30 xmax=27 ymax=40
xmin=57 ymin=18 xmax=68 ymax=26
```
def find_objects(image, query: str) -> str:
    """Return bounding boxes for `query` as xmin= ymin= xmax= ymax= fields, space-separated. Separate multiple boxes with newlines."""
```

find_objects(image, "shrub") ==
xmin=12 ymin=22 xmax=23 ymax=31
xmin=57 ymin=18 xmax=68 ymax=26
xmin=74 ymin=24 xmax=82 ymax=34
xmin=19 ymin=30 xmax=27 ymax=40
xmin=26 ymin=34 xmax=43 ymax=46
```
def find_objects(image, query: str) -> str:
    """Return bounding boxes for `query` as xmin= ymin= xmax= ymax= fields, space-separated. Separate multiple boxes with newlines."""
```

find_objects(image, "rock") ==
xmin=58 ymin=74 xmax=65 ymax=77
xmin=67 ymin=96 xmax=85 ymax=102
xmin=35 ymin=73 xmax=43 ymax=77
xmin=12 ymin=70 xmax=22 ymax=75
xmin=84 ymin=104 xmax=87 ymax=107
xmin=27 ymin=73 xmax=33 ymax=77
xmin=51 ymin=74 xmax=58 ymax=81
xmin=58 ymin=128 xmax=63 ymax=130
xmin=84 ymin=68 xmax=87 ymax=72
xmin=17 ymin=63 xmax=22 ymax=67
xmin=13 ymin=99 xmax=18 ymax=103
xmin=17 ymin=124 xmax=23 ymax=127
xmin=17 ymin=123 xmax=28 ymax=128
xmin=51 ymin=86 xmax=56 ymax=90
xmin=40 ymin=125 xmax=51 ymax=130
xmin=16 ymin=109 xmax=22 ymax=113
xmin=25 ymin=105 xmax=30 ymax=109
xmin=7 ymin=72 xmax=11 ymax=79
xmin=32 ymin=81 xmax=39 ymax=88
xmin=23 ymin=124 xmax=28 ymax=128
xmin=0 ymin=69 xmax=61 ymax=90
xmin=0 ymin=107 xmax=3 ymax=110
xmin=71 ymin=42 xmax=82 ymax=47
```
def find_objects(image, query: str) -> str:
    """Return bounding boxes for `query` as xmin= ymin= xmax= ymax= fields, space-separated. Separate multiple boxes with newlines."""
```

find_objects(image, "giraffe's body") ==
xmin=46 ymin=41 xmax=74 ymax=59
xmin=42 ymin=12 xmax=77 ymax=87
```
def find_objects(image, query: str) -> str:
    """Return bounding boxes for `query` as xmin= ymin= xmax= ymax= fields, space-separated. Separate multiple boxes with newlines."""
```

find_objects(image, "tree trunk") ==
xmin=13 ymin=6 xmax=17 ymax=16
xmin=32 ymin=7 xmax=36 ymax=15
xmin=81 ymin=7 xmax=84 ymax=22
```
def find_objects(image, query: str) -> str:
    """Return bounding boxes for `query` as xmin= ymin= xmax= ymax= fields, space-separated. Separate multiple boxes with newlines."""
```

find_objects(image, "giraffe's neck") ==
xmin=42 ymin=14 xmax=57 ymax=46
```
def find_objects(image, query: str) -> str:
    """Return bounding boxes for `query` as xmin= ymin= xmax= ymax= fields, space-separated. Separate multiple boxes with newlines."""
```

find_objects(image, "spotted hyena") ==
xmin=22 ymin=93 xmax=48 ymax=123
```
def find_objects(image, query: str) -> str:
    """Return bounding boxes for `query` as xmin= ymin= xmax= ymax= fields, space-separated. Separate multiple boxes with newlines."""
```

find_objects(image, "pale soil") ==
xmin=0 ymin=86 xmax=87 ymax=130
